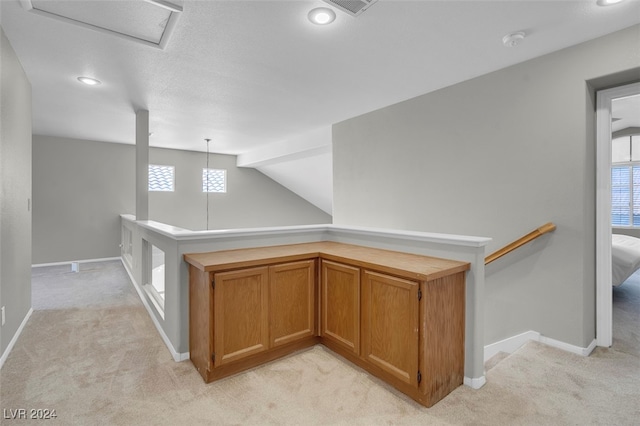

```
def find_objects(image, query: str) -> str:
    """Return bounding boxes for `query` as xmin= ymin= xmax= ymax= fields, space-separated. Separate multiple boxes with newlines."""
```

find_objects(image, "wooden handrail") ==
xmin=485 ymin=222 xmax=556 ymax=265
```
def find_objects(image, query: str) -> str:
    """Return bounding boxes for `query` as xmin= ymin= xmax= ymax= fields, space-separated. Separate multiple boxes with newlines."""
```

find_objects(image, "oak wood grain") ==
xmin=189 ymin=265 xmax=213 ymax=382
xmin=420 ymin=272 xmax=466 ymax=406
xmin=187 ymin=242 xmax=468 ymax=407
xmin=362 ymin=270 xmax=419 ymax=386
xmin=184 ymin=241 xmax=469 ymax=280
xmin=269 ymin=260 xmax=316 ymax=347
xmin=321 ymin=260 xmax=360 ymax=355
xmin=213 ymin=267 xmax=270 ymax=365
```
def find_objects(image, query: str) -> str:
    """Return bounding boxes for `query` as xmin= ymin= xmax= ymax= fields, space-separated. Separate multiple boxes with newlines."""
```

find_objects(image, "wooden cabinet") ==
xmin=362 ymin=270 xmax=419 ymax=386
xmin=269 ymin=260 xmax=316 ymax=347
xmin=420 ymin=272 xmax=466 ymax=405
xmin=187 ymin=257 xmax=318 ymax=383
xmin=213 ymin=267 xmax=269 ymax=365
xmin=185 ymin=242 xmax=469 ymax=407
xmin=321 ymin=260 xmax=360 ymax=355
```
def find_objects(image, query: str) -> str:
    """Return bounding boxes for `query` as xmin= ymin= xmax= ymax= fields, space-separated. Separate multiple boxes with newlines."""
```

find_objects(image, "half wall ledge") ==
xmin=119 ymin=214 xmax=491 ymax=388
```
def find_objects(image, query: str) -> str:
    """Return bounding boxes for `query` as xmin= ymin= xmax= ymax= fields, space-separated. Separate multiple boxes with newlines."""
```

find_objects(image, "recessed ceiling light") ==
xmin=596 ymin=0 xmax=624 ymax=5
xmin=77 ymin=76 xmax=101 ymax=86
xmin=308 ymin=7 xmax=336 ymax=25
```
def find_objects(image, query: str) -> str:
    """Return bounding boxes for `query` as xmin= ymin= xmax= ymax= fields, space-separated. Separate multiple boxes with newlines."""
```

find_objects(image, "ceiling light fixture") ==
xmin=308 ymin=7 xmax=336 ymax=25
xmin=77 ymin=76 xmax=101 ymax=86
xmin=596 ymin=0 xmax=624 ymax=6
xmin=502 ymin=32 xmax=526 ymax=48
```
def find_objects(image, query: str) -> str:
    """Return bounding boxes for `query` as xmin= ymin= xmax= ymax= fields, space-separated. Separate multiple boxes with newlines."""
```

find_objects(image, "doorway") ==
xmin=596 ymin=82 xmax=640 ymax=347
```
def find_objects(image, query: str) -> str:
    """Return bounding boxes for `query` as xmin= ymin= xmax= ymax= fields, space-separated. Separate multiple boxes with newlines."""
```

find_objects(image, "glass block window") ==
xmin=148 ymin=165 xmax=175 ymax=192
xmin=202 ymin=168 xmax=227 ymax=193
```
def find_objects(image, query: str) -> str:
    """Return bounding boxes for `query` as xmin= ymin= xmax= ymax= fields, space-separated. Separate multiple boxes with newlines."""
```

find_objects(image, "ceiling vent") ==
xmin=322 ymin=0 xmax=379 ymax=17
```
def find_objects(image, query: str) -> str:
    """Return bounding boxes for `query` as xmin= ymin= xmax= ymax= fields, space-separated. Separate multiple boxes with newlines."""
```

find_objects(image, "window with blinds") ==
xmin=612 ymin=135 xmax=640 ymax=227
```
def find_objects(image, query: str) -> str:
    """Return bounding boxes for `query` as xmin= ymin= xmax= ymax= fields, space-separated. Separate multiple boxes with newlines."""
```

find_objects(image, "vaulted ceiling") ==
xmin=2 ymin=0 xmax=639 ymax=214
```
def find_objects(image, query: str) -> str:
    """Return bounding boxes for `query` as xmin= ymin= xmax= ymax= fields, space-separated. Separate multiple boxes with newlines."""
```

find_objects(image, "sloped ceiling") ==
xmin=1 ymin=0 xmax=639 ymax=214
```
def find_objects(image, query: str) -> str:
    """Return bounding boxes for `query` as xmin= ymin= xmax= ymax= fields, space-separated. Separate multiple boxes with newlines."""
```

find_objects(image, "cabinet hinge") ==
xmin=211 ymin=353 xmax=215 ymax=363
xmin=211 ymin=280 xmax=215 ymax=290
xmin=417 ymin=370 xmax=422 ymax=384
xmin=418 ymin=288 xmax=422 ymax=301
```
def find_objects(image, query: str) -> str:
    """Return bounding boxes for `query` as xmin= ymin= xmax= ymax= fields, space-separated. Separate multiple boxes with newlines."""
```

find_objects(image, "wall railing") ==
xmin=485 ymin=222 xmax=556 ymax=265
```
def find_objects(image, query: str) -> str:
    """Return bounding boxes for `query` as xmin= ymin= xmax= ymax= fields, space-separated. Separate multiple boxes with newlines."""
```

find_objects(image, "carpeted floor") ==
xmin=0 ymin=260 xmax=638 ymax=425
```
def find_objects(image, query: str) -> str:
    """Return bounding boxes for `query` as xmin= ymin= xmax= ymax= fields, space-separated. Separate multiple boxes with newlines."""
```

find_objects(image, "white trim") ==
xmin=596 ymin=82 xmax=640 ymax=348
xmin=484 ymin=331 xmax=598 ymax=362
xmin=464 ymin=376 xmax=486 ymax=389
xmin=120 ymin=258 xmax=188 ymax=362
xmin=0 ymin=308 xmax=33 ymax=370
xmin=539 ymin=336 xmax=597 ymax=357
xmin=32 ymin=257 xmax=121 ymax=268
xmin=129 ymin=217 xmax=492 ymax=247
xmin=484 ymin=330 xmax=540 ymax=362
xmin=142 ymin=284 xmax=165 ymax=320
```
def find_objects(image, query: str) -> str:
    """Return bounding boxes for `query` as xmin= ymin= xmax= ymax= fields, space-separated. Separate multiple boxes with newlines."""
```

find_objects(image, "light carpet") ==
xmin=0 ymin=260 xmax=638 ymax=425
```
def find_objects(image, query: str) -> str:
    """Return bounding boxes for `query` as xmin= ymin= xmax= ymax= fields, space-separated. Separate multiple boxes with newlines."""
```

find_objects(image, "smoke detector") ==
xmin=502 ymin=32 xmax=526 ymax=47
xmin=322 ymin=0 xmax=378 ymax=17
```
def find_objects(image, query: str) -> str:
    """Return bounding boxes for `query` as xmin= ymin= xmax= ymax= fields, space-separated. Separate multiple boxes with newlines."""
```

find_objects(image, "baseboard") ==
xmin=120 ymin=258 xmax=188 ymax=362
xmin=32 ymin=257 xmax=121 ymax=268
xmin=484 ymin=331 xmax=598 ymax=362
xmin=0 ymin=308 xmax=33 ymax=370
xmin=539 ymin=335 xmax=597 ymax=356
xmin=484 ymin=331 xmax=541 ymax=361
xmin=463 ymin=376 xmax=487 ymax=389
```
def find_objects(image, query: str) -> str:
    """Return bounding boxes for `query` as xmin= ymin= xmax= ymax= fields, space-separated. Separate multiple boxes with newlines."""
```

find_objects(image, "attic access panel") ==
xmin=20 ymin=0 xmax=182 ymax=49
xmin=322 ymin=0 xmax=378 ymax=17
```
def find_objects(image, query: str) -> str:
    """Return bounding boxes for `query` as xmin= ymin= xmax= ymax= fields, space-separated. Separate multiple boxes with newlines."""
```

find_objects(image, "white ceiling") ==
xmin=2 ymin=0 xmax=639 ymax=156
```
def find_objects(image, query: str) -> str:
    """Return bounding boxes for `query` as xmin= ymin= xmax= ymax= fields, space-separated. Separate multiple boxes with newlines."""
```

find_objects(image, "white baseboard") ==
xmin=32 ymin=257 xmax=121 ymax=268
xmin=484 ymin=331 xmax=541 ymax=362
xmin=539 ymin=335 xmax=597 ymax=357
xmin=0 ymin=308 xmax=33 ymax=370
xmin=120 ymin=258 xmax=188 ymax=362
xmin=464 ymin=375 xmax=487 ymax=389
xmin=484 ymin=330 xmax=598 ymax=362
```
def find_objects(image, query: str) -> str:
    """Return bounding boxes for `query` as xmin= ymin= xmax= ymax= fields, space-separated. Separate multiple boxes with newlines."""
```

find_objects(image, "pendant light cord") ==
xmin=205 ymin=138 xmax=211 ymax=230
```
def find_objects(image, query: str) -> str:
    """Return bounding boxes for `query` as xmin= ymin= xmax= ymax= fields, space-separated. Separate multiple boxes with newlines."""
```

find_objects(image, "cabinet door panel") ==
xmin=214 ymin=267 xmax=269 ymax=365
xmin=270 ymin=260 xmax=315 ymax=347
xmin=362 ymin=270 xmax=418 ymax=386
xmin=321 ymin=260 xmax=360 ymax=354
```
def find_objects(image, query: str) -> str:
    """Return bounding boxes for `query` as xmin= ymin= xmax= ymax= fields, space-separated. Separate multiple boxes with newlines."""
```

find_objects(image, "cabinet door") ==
xmin=321 ymin=260 xmax=360 ymax=355
xmin=269 ymin=260 xmax=316 ymax=347
xmin=214 ymin=267 xmax=269 ymax=366
xmin=362 ymin=270 xmax=419 ymax=387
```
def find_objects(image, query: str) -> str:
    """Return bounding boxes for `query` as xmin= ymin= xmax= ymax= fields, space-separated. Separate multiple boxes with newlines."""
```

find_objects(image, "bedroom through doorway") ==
xmin=596 ymin=81 xmax=640 ymax=348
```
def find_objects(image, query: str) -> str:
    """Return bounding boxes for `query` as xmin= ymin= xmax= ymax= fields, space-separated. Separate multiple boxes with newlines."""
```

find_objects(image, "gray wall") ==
xmin=32 ymin=136 xmax=331 ymax=264
xmin=0 ymin=28 xmax=32 ymax=356
xmin=333 ymin=25 xmax=640 ymax=348
xmin=148 ymin=147 xmax=332 ymax=231
xmin=32 ymin=136 xmax=135 ymax=264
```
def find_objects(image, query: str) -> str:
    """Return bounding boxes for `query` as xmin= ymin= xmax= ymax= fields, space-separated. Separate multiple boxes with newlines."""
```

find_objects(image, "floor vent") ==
xmin=322 ymin=0 xmax=379 ymax=17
